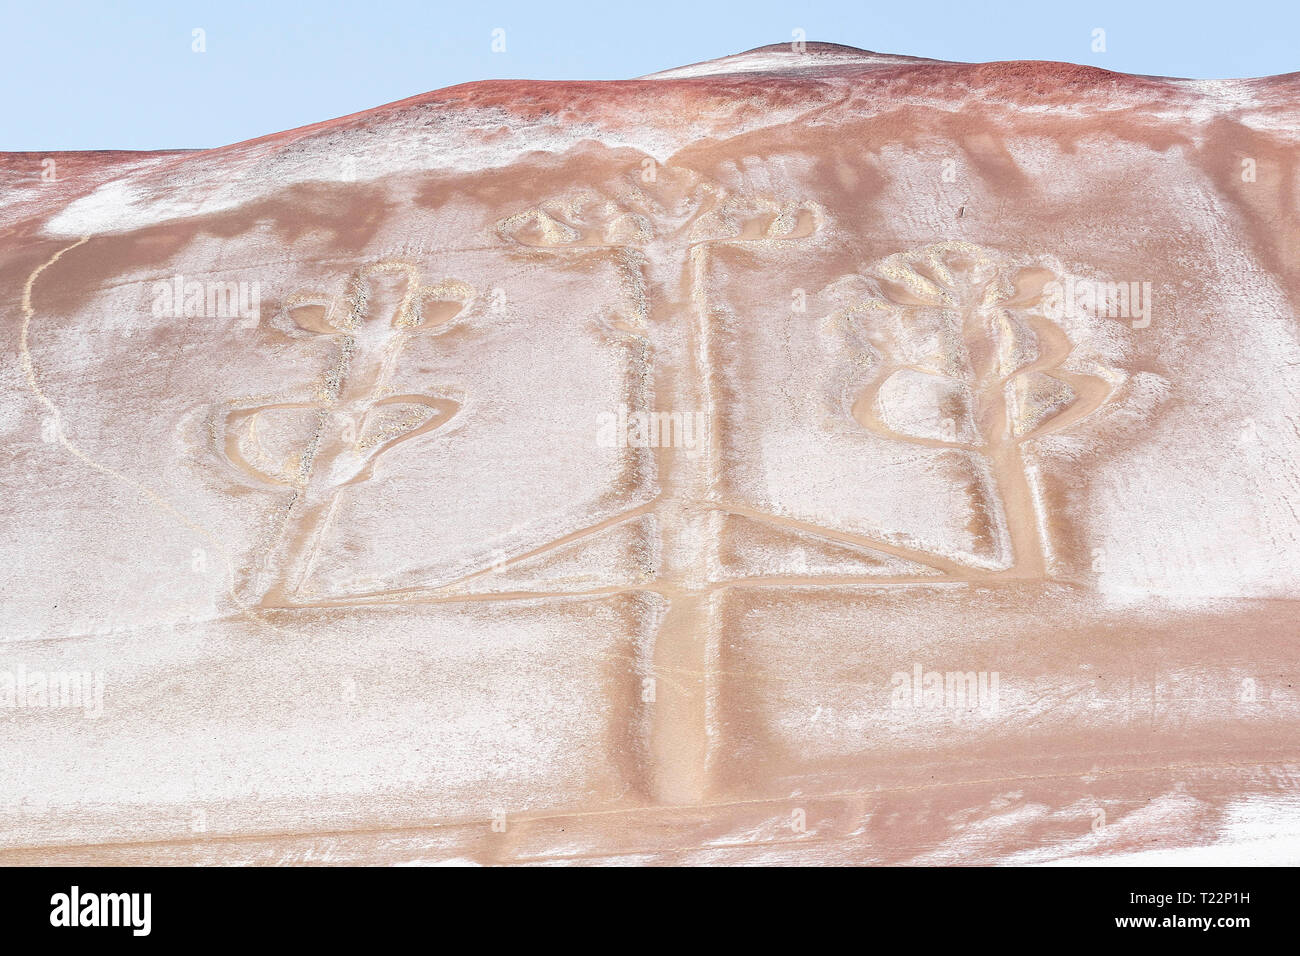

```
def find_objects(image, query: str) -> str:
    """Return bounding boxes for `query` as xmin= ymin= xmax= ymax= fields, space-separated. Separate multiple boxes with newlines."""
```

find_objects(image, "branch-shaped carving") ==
xmin=222 ymin=261 xmax=474 ymax=603
xmin=833 ymin=242 xmax=1118 ymax=574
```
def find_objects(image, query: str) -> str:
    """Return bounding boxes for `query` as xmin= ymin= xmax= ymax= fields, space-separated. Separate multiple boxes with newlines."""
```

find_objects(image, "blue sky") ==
xmin=3 ymin=0 xmax=1296 ymax=150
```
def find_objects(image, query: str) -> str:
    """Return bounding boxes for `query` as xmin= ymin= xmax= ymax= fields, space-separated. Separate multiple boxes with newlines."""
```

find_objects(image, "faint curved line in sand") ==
xmin=851 ymin=364 xmax=977 ymax=451
xmin=223 ymin=401 xmax=320 ymax=487
xmin=345 ymin=395 xmax=462 ymax=486
xmin=20 ymin=235 xmax=237 ymax=593
xmin=1015 ymin=313 xmax=1115 ymax=440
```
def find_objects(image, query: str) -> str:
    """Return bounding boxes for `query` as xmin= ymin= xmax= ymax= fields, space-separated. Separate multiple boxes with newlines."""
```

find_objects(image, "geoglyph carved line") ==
xmin=20 ymin=236 xmax=243 ymax=595
xmin=221 ymin=260 xmax=475 ymax=605
xmin=832 ymin=241 xmax=1122 ymax=578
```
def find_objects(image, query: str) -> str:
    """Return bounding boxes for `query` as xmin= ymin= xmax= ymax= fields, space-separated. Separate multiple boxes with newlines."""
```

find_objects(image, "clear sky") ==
xmin=3 ymin=0 xmax=1296 ymax=151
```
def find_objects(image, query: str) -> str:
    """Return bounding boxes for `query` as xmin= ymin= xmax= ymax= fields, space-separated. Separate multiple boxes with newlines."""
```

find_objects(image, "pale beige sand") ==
xmin=2 ymin=43 xmax=1299 ymax=864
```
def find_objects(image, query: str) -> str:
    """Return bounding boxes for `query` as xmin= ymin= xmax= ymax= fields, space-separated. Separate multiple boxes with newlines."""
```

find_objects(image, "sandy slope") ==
xmin=2 ymin=42 xmax=1299 ymax=865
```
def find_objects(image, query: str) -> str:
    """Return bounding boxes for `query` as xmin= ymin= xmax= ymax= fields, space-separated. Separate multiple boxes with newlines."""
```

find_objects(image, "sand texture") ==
xmin=2 ymin=43 xmax=1299 ymax=865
